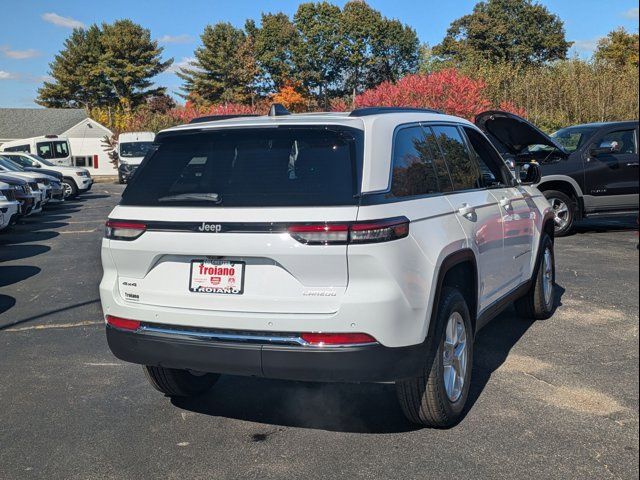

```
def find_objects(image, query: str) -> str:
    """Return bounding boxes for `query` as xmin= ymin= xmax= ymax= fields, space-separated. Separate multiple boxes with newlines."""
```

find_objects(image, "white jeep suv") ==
xmin=100 ymin=106 xmax=557 ymax=427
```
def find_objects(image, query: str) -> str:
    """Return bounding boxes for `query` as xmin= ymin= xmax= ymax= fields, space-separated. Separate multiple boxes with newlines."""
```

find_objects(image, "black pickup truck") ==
xmin=476 ymin=112 xmax=639 ymax=236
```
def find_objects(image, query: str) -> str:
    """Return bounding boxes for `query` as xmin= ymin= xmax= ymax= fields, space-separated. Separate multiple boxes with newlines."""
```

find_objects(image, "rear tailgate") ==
xmin=107 ymin=206 xmax=357 ymax=314
xmin=107 ymin=124 xmax=363 ymax=316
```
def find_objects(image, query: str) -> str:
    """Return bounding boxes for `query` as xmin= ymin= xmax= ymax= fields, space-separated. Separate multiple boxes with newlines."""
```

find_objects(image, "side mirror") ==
xmin=590 ymin=140 xmax=621 ymax=157
xmin=519 ymin=162 xmax=542 ymax=185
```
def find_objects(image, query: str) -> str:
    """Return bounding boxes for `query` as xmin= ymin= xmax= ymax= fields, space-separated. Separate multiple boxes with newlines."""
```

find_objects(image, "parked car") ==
xmin=475 ymin=112 xmax=639 ymax=236
xmin=0 ymin=181 xmax=21 ymax=230
xmin=100 ymin=106 xmax=557 ymax=428
xmin=0 ymin=135 xmax=73 ymax=166
xmin=0 ymin=174 xmax=37 ymax=217
xmin=0 ymin=151 xmax=92 ymax=199
xmin=0 ymin=157 xmax=58 ymax=207
xmin=0 ymin=155 xmax=64 ymax=204
xmin=117 ymin=131 xmax=156 ymax=184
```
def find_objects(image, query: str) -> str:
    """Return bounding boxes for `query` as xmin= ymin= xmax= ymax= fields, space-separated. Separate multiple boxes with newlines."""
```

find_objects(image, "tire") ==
xmin=61 ymin=177 xmax=78 ymax=199
xmin=515 ymin=235 xmax=556 ymax=320
xmin=396 ymin=288 xmax=473 ymax=428
xmin=143 ymin=366 xmax=219 ymax=397
xmin=543 ymin=190 xmax=575 ymax=237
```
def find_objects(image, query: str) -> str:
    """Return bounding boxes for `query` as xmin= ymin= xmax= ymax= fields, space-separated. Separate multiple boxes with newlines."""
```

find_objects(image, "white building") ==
xmin=0 ymin=108 xmax=116 ymax=176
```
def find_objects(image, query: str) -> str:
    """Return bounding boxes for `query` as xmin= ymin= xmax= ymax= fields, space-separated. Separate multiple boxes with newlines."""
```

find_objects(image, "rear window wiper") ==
xmin=157 ymin=193 xmax=222 ymax=203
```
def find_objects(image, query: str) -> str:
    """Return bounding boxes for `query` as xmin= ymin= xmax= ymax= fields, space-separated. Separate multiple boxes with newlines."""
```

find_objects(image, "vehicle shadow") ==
xmin=463 ymin=283 xmax=566 ymax=418
xmin=0 ymin=295 xmax=16 ymax=315
xmin=572 ymin=215 xmax=638 ymax=235
xmin=0 ymin=230 xmax=59 ymax=246
xmin=0 ymin=265 xmax=41 ymax=288
xmin=172 ymin=376 xmax=418 ymax=434
xmin=0 ymin=244 xmax=50 ymax=262
xmin=172 ymin=283 xmax=566 ymax=434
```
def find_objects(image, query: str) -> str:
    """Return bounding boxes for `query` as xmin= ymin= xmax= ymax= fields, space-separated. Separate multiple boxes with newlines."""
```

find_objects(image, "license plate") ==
xmin=189 ymin=259 xmax=245 ymax=294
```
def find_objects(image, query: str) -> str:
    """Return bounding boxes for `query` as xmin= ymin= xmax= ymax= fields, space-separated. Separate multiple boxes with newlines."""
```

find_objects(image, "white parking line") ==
xmin=4 ymin=320 xmax=101 ymax=332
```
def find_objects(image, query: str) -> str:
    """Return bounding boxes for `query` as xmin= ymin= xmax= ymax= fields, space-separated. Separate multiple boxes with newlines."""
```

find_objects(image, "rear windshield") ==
xmin=121 ymin=127 xmax=362 ymax=207
xmin=119 ymin=141 xmax=154 ymax=158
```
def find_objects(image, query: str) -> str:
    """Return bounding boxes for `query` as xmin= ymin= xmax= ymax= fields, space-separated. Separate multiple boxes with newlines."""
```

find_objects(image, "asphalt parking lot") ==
xmin=1 ymin=183 xmax=638 ymax=480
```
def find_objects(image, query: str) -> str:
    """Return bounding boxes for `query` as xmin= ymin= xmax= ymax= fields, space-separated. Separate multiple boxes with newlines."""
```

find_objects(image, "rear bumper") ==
xmin=106 ymin=325 xmax=427 ymax=382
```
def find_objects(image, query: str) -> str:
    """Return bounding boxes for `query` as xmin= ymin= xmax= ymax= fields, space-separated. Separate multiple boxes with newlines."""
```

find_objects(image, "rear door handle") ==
xmin=457 ymin=203 xmax=476 ymax=218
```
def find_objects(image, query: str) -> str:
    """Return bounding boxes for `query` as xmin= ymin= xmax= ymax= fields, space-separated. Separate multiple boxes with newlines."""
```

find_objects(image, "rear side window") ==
xmin=3 ymin=144 xmax=30 ymax=153
xmin=122 ymin=127 xmax=362 ymax=207
xmin=390 ymin=126 xmax=440 ymax=197
xmin=430 ymin=125 xmax=481 ymax=191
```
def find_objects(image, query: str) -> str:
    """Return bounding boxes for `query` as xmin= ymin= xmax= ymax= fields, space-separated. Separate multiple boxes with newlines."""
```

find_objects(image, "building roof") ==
xmin=0 ymin=108 xmax=89 ymax=140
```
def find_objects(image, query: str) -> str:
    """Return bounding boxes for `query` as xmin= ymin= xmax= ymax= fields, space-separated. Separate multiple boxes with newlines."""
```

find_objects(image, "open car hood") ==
xmin=475 ymin=111 xmax=568 ymax=158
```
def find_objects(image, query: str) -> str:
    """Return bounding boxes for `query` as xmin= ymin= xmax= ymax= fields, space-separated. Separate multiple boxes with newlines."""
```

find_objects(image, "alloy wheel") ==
xmin=442 ymin=312 xmax=468 ymax=402
xmin=62 ymin=182 xmax=73 ymax=198
xmin=542 ymin=247 xmax=554 ymax=308
xmin=549 ymin=197 xmax=570 ymax=231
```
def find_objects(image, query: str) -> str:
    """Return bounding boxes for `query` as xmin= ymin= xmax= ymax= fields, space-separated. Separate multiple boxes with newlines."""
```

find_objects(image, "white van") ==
xmin=1 ymin=136 xmax=72 ymax=167
xmin=117 ymin=132 xmax=155 ymax=183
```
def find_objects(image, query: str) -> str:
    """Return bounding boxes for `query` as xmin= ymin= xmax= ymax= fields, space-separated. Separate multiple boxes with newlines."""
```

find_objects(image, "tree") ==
xmin=353 ymin=69 xmax=493 ymax=120
xmin=292 ymin=2 xmax=344 ymax=107
xmin=434 ymin=0 xmax=572 ymax=65
xmin=339 ymin=0 xmax=381 ymax=100
xmin=366 ymin=18 xmax=419 ymax=88
xmin=595 ymin=28 xmax=639 ymax=68
xmin=100 ymin=20 xmax=172 ymax=109
xmin=253 ymin=13 xmax=300 ymax=91
xmin=272 ymin=82 xmax=307 ymax=112
xmin=178 ymin=23 xmax=255 ymax=104
xmin=37 ymin=20 xmax=172 ymax=109
xmin=37 ymin=25 xmax=114 ymax=109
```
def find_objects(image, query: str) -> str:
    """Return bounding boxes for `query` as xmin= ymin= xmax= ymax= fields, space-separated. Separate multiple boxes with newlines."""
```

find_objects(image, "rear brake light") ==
xmin=300 ymin=332 xmax=377 ymax=346
xmin=288 ymin=217 xmax=409 ymax=245
xmin=105 ymin=220 xmax=146 ymax=240
xmin=288 ymin=224 xmax=349 ymax=245
xmin=106 ymin=315 xmax=141 ymax=331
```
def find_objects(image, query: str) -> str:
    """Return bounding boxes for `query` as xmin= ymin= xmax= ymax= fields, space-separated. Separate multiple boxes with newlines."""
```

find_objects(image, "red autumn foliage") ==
xmin=339 ymin=69 xmax=527 ymax=120
xmin=168 ymin=103 xmax=259 ymax=123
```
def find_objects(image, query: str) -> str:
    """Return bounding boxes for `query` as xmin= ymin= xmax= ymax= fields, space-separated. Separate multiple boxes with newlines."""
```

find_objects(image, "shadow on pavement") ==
xmin=0 ymin=244 xmax=50 ymax=262
xmin=0 ymin=298 xmax=101 ymax=330
xmin=573 ymin=215 xmax=638 ymax=235
xmin=0 ymin=265 xmax=41 ymax=288
xmin=174 ymin=283 xmax=566 ymax=433
xmin=173 ymin=377 xmax=418 ymax=434
xmin=0 ymin=295 xmax=16 ymax=315
xmin=465 ymin=283 xmax=566 ymax=418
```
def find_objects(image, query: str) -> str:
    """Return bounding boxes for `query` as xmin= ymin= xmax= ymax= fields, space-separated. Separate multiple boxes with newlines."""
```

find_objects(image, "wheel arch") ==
xmin=537 ymin=176 xmax=584 ymax=219
xmin=429 ymin=250 xmax=478 ymax=340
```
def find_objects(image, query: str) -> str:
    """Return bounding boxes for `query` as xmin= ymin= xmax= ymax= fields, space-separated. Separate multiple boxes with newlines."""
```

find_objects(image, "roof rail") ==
xmin=349 ymin=107 xmax=443 ymax=117
xmin=189 ymin=114 xmax=259 ymax=124
xmin=269 ymin=103 xmax=291 ymax=117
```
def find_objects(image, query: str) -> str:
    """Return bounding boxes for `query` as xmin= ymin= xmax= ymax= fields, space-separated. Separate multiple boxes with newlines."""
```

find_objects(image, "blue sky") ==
xmin=0 ymin=0 xmax=638 ymax=107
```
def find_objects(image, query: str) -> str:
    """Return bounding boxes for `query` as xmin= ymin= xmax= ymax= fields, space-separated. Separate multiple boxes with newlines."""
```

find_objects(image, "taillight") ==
xmin=105 ymin=220 xmax=146 ymax=240
xmin=105 ymin=315 xmax=141 ymax=331
xmin=300 ymin=332 xmax=377 ymax=346
xmin=288 ymin=217 xmax=409 ymax=245
xmin=288 ymin=224 xmax=349 ymax=245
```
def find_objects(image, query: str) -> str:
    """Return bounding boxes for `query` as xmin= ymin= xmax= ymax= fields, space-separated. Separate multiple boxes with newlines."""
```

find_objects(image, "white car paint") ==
xmin=0 ymin=181 xmax=20 ymax=230
xmin=101 ymin=111 xmax=553 ymax=348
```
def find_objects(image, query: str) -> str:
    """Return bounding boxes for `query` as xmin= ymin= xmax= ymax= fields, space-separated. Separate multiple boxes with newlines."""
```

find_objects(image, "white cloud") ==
xmin=0 ymin=46 xmax=40 ymax=59
xmin=159 ymin=34 xmax=194 ymax=44
xmin=623 ymin=7 xmax=639 ymax=20
xmin=41 ymin=12 xmax=85 ymax=29
xmin=571 ymin=37 xmax=603 ymax=54
xmin=0 ymin=70 xmax=17 ymax=80
xmin=167 ymin=57 xmax=197 ymax=74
